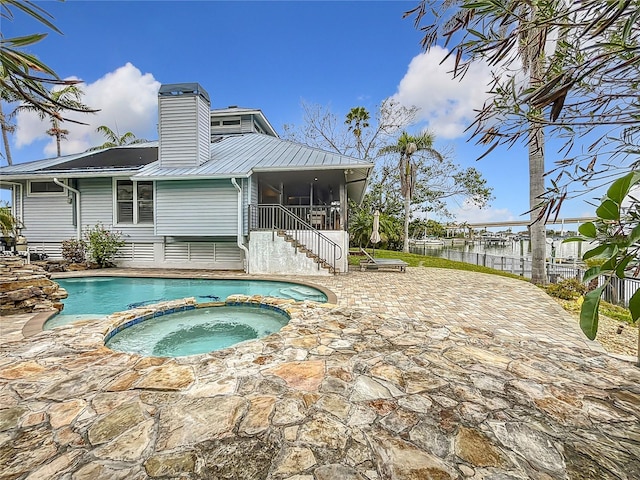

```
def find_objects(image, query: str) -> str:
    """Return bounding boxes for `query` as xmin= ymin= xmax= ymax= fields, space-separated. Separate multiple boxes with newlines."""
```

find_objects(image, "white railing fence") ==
xmin=432 ymin=249 xmax=639 ymax=308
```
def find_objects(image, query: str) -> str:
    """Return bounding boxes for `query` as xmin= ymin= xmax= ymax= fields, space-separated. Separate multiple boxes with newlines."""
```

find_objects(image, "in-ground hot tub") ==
xmin=105 ymin=300 xmax=290 ymax=357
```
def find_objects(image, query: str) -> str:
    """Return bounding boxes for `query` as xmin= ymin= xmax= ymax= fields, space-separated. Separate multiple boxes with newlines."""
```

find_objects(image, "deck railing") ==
xmin=264 ymin=205 xmax=341 ymax=231
xmin=248 ymin=204 xmax=342 ymax=273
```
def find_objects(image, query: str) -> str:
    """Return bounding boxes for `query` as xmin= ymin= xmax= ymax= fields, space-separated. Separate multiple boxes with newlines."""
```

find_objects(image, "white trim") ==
xmin=1 ymin=181 xmax=23 ymax=225
xmin=53 ymin=178 xmax=81 ymax=240
xmin=27 ymin=179 xmax=67 ymax=197
xmin=231 ymin=177 xmax=249 ymax=273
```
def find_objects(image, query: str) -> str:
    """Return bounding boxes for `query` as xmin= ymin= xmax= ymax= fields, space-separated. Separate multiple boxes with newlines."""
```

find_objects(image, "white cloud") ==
xmin=15 ymin=63 xmax=160 ymax=156
xmin=446 ymin=200 xmax=519 ymax=224
xmin=392 ymin=46 xmax=493 ymax=140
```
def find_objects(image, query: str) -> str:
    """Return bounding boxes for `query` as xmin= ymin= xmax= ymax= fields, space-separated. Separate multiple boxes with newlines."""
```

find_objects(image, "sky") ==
xmin=1 ymin=0 xmax=602 ymax=226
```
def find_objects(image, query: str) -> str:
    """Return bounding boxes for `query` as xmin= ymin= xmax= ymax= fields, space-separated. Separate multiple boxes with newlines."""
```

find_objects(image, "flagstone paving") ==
xmin=0 ymin=267 xmax=638 ymax=479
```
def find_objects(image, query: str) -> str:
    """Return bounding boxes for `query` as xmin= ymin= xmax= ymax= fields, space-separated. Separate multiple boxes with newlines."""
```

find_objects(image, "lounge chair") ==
xmin=359 ymin=248 xmax=408 ymax=272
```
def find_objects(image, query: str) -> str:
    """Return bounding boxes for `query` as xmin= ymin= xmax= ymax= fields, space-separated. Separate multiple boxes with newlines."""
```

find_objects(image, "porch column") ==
xmin=340 ymin=183 xmax=347 ymax=230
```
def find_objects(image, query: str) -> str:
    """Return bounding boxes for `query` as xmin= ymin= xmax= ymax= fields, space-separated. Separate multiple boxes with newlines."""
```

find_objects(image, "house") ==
xmin=0 ymin=83 xmax=373 ymax=275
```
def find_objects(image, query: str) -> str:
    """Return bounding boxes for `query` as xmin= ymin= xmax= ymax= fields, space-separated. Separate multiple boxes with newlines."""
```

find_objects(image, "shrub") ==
xmin=61 ymin=238 xmax=86 ymax=263
xmin=83 ymin=223 xmax=124 ymax=268
xmin=546 ymin=278 xmax=587 ymax=300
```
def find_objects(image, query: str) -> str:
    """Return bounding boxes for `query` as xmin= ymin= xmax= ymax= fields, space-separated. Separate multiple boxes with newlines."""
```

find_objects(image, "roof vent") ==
xmin=228 ymin=105 xmax=238 ymax=109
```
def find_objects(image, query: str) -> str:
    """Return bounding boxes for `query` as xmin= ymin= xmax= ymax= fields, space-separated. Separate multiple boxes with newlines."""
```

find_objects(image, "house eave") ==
xmin=0 ymin=169 xmax=145 ymax=182
xmin=131 ymin=173 xmax=252 ymax=181
xmin=252 ymin=163 xmax=374 ymax=173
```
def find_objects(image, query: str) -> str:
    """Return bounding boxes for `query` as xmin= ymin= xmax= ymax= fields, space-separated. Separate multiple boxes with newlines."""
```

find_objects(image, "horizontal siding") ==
xmin=78 ymin=178 xmax=156 ymax=242
xmin=78 ymin=178 xmax=112 ymax=226
xmin=117 ymin=225 xmax=157 ymax=243
xmin=155 ymin=180 xmax=239 ymax=236
xmin=197 ymin=97 xmax=210 ymax=165
xmin=159 ymin=96 xmax=199 ymax=167
xmin=21 ymin=194 xmax=76 ymax=242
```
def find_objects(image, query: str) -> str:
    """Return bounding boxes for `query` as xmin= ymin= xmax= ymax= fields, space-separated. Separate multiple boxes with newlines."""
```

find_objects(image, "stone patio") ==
xmin=0 ymin=267 xmax=638 ymax=479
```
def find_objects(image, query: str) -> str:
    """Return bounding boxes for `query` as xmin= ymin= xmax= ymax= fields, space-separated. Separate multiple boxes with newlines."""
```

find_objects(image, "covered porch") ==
xmin=251 ymin=166 xmax=369 ymax=231
xmin=246 ymin=167 xmax=369 ymax=275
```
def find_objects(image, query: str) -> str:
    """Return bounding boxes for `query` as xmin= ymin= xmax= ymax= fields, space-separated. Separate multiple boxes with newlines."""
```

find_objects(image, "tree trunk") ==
xmin=0 ymin=103 xmax=12 ymax=166
xmin=529 ymin=124 xmax=546 ymax=284
xmin=403 ymin=193 xmax=411 ymax=253
xmin=56 ymin=132 xmax=61 ymax=157
xmin=528 ymin=6 xmax=547 ymax=285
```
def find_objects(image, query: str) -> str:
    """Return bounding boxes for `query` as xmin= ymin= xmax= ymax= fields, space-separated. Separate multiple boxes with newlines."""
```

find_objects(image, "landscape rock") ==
xmin=0 ymin=256 xmax=66 ymax=314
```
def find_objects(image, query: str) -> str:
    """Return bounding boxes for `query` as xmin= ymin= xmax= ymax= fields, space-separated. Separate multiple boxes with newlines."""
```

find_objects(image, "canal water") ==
xmin=410 ymin=238 xmax=597 ymax=263
xmin=410 ymin=238 xmax=638 ymax=307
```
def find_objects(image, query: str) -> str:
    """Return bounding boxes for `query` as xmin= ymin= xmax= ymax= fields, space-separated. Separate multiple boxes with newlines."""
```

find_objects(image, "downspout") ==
xmin=1 ymin=181 xmax=24 ymax=225
xmin=53 ymin=178 xmax=81 ymax=240
xmin=231 ymin=177 xmax=250 ymax=273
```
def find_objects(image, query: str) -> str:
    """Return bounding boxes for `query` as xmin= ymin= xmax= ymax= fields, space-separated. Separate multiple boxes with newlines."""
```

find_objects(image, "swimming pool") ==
xmin=45 ymin=276 xmax=328 ymax=329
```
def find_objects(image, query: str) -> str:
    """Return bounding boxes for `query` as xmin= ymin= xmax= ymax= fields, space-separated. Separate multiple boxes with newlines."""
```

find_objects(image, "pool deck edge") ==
xmin=21 ymin=310 xmax=58 ymax=338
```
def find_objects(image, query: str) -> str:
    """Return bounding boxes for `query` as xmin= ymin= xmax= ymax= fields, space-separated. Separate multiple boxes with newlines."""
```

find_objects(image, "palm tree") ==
xmin=1 ymin=0 xmax=99 ymax=122
xmin=87 ymin=125 xmax=148 ymax=151
xmin=0 ymin=94 xmax=16 ymax=165
xmin=405 ymin=1 xmax=553 ymax=284
xmin=15 ymin=84 xmax=93 ymax=156
xmin=526 ymin=8 xmax=547 ymax=285
xmin=380 ymin=131 xmax=442 ymax=252
xmin=345 ymin=107 xmax=370 ymax=158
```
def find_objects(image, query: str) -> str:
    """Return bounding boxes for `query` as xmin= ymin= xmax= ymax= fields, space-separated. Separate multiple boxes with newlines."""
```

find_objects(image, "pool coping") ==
xmin=22 ymin=270 xmax=337 ymax=338
xmin=103 ymin=295 xmax=295 ymax=357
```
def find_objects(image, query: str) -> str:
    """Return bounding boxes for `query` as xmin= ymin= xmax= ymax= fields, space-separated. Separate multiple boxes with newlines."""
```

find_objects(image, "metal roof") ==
xmin=0 ymin=135 xmax=372 ymax=195
xmin=133 ymin=134 xmax=373 ymax=180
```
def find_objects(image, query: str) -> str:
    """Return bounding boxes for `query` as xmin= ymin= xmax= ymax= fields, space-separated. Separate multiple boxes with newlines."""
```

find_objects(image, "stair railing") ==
xmin=249 ymin=204 xmax=342 ymax=273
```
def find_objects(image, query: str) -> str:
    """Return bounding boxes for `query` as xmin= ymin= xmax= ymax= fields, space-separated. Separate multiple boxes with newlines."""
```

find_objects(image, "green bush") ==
xmin=83 ymin=223 xmax=124 ymax=268
xmin=545 ymin=278 xmax=587 ymax=300
xmin=61 ymin=238 xmax=86 ymax=263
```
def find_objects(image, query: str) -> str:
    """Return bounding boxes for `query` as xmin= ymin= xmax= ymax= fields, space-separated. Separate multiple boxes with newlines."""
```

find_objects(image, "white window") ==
xmin=114 ymin=179 xmax=154 ymax=224
xmin=27 ymin=180 xmax=66 ymax=196
xmin=212 ymin=116 xmax=241 ymax=128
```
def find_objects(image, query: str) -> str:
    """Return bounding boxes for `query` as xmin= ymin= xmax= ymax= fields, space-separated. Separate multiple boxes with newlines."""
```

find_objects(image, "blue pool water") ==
xmin=106 ymin=305 xmax=289 ymax=357
xmin=45 ymin=277 xmax=327 ymax=329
